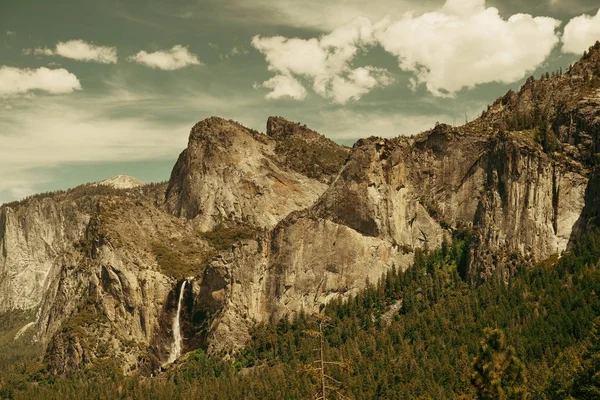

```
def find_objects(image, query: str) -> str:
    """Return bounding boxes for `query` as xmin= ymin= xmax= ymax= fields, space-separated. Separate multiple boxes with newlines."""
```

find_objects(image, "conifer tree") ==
xmin=471 ymin=328 xmax=529 ymax=399
xmin=572 ymin=317 xmax=600 ymax=399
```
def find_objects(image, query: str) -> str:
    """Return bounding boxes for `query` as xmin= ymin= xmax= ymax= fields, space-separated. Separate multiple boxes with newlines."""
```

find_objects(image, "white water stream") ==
xmin=168 ymin=280 xmax=187 ymax=363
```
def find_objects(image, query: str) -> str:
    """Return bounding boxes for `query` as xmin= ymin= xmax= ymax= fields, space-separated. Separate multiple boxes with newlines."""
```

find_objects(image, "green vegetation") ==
xmin=152 ymin=243 xmax=205 ymax=279
xmin=471 ymin=328 xmax=528 ymax=399
xmin=572 ymin=317 xmax=600 ymax=399
xmin=59 ymin=296 xmax=108 ymax=337
xmin=3 ymin=229 xmax=600 ymax=398
xmin=511 ymin=129 xmax=538 ymax=145
xmin=1 ymin=184 xmax=130 ymax=210
xmin=275 ymin=136 xmax=348 ymax=182
xmin=0 ymin=310 xmax=44 ymax=399
xmin=534 ymin=126 xmax=562 ymax=154
xmin=152 ymin=224 xmax=257 ymax=278
xmin=201 ymin=224 xmax=258 ymax=251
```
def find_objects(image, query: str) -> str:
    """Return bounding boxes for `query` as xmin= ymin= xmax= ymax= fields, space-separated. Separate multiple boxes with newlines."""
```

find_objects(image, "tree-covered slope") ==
xmin=2 ymin=228 xmax=600 ymax=399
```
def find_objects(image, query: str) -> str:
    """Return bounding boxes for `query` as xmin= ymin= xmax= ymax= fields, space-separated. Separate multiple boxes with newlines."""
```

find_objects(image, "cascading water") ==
xmin=167 ymin=280 xmax=187 ymax=363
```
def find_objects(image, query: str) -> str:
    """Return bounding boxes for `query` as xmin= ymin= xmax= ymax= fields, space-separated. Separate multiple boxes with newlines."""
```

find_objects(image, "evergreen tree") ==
xmin=573 ymin=317 xmax=600 ymax=399
xmin=471 ymin=328 xmax=529 ymax=399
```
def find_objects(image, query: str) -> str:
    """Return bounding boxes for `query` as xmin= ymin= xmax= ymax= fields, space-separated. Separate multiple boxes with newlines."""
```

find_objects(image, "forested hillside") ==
xmin=2 ymin=229 xmax=600 ymax=399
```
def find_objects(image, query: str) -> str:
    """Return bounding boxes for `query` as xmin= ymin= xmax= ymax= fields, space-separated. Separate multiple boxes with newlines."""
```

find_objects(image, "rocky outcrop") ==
xmin=201 ymin=215 xmax=413 ymax=356
xmin=266 ymin=116 xmax=350 ymax=184
xmin=0 ymin=180 xmax=147 ymax=315
xmin=0 ymin=196 xmax=94 ymax=313
xmin=34 ymin=191 xmax=207 ymax=374
xmin=196 ymin=122 xmax=589 ymax=354
xmin=164 ymin=117 xmax=335 ymax=231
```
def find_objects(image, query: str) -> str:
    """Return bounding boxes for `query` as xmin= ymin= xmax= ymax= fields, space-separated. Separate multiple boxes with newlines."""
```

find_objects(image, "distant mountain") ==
xmin=97 ymin=175 xmax=145 ymax=189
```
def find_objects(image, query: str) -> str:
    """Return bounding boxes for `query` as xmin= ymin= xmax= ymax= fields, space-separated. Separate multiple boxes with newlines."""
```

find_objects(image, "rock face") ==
xmin=1 ymin=42 xmax=600 ymax=376
xmin=0 ymin=196 xmax=94 ymax=313
xmin=36 ymin=192 xmax=188 ymax=374
xmin=164 ymin=117 xmax=334 ymax=231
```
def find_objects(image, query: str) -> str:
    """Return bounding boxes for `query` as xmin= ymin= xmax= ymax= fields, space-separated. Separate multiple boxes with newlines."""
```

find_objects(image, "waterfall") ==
xmin=168 ymin=280 xmax=187 ymax=363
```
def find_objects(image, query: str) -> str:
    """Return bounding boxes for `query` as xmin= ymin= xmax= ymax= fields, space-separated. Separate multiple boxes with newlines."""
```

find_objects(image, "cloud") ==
xmin=209 ymin=44 xmax=250 ymax=60
xmin=254 ymin=75 xmax=307 ymax=100
xmin=23 ymin=48 xmax=54 ymax=56
xmin=230 ymin=47 xmax=248 ymax=56
xmin=0 ymin=66 xmax=81 ymax=97
xmin=6 ymin=31 xmax=15 ymax=36
xmin=252 ymin=17 xmax=392 ymax=103
xmin=23 ymin=40 xmax=117 ymax=63
xmin=377 ymin=0 xmax=561 ymax=97
xmin=0 ymin=92 xmax=190 ymax=203
xmin=129 ymin=45 xmax=201 ymax=70
xmin=330 ymin=67 xmax=393 ymax=103
xmin=562 ymin=8 xmax=600 ymax=54
xmin=253 ymin=1 xmax=560 ymax=100
xmin=54 ymin=40 xmax=117 ymax=63
xmin=226 ymin=0 xmax=435 ymax=31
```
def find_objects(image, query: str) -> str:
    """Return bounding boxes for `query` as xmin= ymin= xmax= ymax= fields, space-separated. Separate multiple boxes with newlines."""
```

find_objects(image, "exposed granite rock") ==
xmin=0 ymin=197 xmax=94 ymax=313
xmin=202 ymin=216 xmax=412 ymax=356
xmin=196 ymin=121 xmax=589 ymax=353
xmin=164 ymin=117 xmax=329 ymax=231
xmin=35 ymin=192 xmax=207 ymax=374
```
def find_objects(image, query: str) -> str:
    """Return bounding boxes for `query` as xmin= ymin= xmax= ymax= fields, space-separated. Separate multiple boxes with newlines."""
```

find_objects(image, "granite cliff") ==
xmin=1 ymin=42 xmax=600 ymax=375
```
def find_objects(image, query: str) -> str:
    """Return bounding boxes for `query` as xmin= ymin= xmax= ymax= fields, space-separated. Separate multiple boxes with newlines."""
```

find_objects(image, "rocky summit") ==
xmin=2 ymin=42 xmax=600 ymax=377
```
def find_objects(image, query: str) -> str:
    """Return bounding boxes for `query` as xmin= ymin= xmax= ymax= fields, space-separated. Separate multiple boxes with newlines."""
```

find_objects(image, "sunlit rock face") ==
xmin=0 ymin=197 xmax=93 ymax=313
xmin=163 ymin=117 xmax=337 ymax=231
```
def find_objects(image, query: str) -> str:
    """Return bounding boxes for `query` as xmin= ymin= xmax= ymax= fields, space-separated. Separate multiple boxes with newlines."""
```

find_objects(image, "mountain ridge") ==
xmin=1 ymin=41 xmax=599 ymax=375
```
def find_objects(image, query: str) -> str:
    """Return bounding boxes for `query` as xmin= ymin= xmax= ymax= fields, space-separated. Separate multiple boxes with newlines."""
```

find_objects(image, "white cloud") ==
xmin=0 ymin=93 xmax=190 ymax=203
xmin=24 ymin=40 xmax=117 ymax=63
xmin=255 ymin=75 xmax=307 ymax=100
xmin=6 ymin=31 xmax=15 ymax=36
xmin=0 ymin=66 xmax=81 ymax=97
xmin=129 ymin=45 xmax=201 ymax=70
xmin=562 ymin=8 xmax=600 ymax=54
xmin=54 ymin=40 xmax=117 ymax=63
xmin=252 ymin=17 xmax=392 ymax=103
xmin=377 ymin=0 xmax=561 ymax=97
xmin=330 ymin=67 xmax=393 ymax=103
xmin=253 ymin=1 xmax=560 ymax=100
xmin=23 ymin=48 xmax=54 ymax=56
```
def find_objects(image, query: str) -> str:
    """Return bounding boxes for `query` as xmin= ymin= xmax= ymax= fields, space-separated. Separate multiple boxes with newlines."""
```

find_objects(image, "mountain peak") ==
xmin=97 ymin=175 xmax=144 ymax=189
xmin=570 ymin=40 xmax=600 ymax=77
xmin=266 ymin=116 xmax=317 ymax=139
xmin=187 ymin=117 xmax=269 ymax=149
xmin=190 ymin=117 xmax=243 ymax=139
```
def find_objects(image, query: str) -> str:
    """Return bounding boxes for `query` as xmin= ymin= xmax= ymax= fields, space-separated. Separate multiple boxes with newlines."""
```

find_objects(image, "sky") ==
xmin=1 ymin=0 xmax=600 ymax=204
